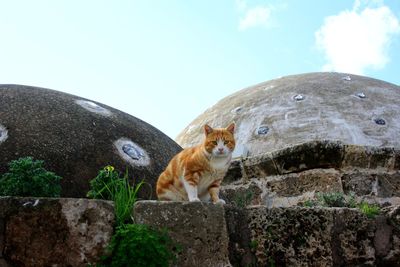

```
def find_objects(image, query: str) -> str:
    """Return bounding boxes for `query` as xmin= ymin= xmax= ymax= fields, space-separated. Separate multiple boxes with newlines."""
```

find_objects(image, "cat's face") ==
xmin=203 ymin=123 xmax=235 ymax=157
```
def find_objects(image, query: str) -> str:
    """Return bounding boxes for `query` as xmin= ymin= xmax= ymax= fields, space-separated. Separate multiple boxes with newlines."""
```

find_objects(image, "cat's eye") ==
xmin=224 ymin=140 xmax=229 ymax=145
xmin=212 ymin=141 xmax=218 ymax=145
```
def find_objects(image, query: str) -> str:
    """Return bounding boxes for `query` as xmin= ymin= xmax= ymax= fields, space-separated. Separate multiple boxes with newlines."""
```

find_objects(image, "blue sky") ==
xmin=0 ymin=0 xmax=399 ymax=140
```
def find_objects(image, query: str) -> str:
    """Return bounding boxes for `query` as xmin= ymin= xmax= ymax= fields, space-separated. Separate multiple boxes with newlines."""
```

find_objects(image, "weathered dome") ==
xmin=0 ymin=85 xmax=182 ymax=198
xmin=176 ymin=72 xmax=400 ymax=157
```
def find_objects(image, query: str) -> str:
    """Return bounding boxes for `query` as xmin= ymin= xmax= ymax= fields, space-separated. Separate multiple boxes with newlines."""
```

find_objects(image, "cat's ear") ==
xmin=226 ymin=122 xmax=235 ymax=134
xmin=204 ymin=124 xmax=213 ymax=135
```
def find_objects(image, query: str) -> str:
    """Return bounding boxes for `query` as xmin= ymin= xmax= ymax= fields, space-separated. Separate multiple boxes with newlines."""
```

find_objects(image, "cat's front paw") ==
xmin=215 ymin=199 xmax=226 ymax=205
xmin=189 ymin=197 xmax=201 ymax=202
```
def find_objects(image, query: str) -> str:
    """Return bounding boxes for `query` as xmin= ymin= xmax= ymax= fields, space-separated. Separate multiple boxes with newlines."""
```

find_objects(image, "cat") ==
xmin=156 ymin=123 xmax=235 ymax=204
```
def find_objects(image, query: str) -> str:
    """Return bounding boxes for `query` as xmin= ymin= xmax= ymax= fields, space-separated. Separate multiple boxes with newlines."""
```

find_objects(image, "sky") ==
xmin=0 ymin=0 xmax=399 ymax=140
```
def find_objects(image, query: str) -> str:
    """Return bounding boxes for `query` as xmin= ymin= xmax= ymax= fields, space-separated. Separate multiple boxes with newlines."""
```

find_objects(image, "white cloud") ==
xmin=239 ymin=6 xmax=272 ymax=31
xmin=315 ymin=1 xmax=400 ymax=74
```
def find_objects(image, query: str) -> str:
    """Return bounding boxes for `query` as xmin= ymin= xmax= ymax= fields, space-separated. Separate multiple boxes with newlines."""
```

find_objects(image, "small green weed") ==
xmin=87 ymin=166 xmax=143 ymax=226
xmin=96 ymin=224 xmax=177 ymax=267
xmin=87 ymin=166 xmax=121 ymax=200
xmin=0 ymin=157 xmax=62 ymax=197
xmin=110 ymin=173 xmax=143 ymax=226
xmin=302 ymin=192 xmax=380 ymax=219
xmin=234 ymin=191 xmax=254 ymax=208
xmin=316 ymin=192 xmax=347 ymax=207
xmin=303 ymin=192 xmax=356 ymax=208
xmin=249 ymin=240 xmax=258 ymax=250
xmin=302 ymin=199 xmax=317 ymax=207
xmin=358 ymin=202 xmax=380 ymax=218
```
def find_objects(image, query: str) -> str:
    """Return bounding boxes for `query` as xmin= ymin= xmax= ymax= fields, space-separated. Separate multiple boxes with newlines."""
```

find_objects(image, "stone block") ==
xmin=331 ymin=208 xmax=376 ymax=266
xmin=342 ymin=145 xmax=369 ymax=168
xmin=342 ymin=145 xmax=396 ymax=170
xmin=239 ymin=206 xmax=400 ymax=266
xmin=378 ymin=172 xmax=400 ymax=197
xmin=0 ymin=197 xmax=114 ymax=267
xmin=242 ymin=152 xmax=278 ymax=178
xmin=246 ymin=206 xmax=335 ymax=266
xmin=223 ymin=159 xmax=243 ymax=184
xmin=134 ymin=201 xmax=231 ymax=267
xmin=342 ymin=170 xmax=378 ymax=195
xmin=266 ymin=168 xmax=342 ymax=197
xmin=368 ymin=147 xmax=395 ymax=170
xmin=342 ymin=170 xmax=400 ymax=197
xmin=395 ymin=149 xmax=400 ymax=170
xmin=221 ymin=180 xmax=263 ymax=207
xmin=224 ymin=206 xmax=257 ymax=267
xmin=271 ymin=140 xmax=344 ymax=174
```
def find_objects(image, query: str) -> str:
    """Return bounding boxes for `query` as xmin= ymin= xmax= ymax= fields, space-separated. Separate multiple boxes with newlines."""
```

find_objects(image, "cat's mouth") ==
xmin=214 ymin=151 xmax=227 ymax=157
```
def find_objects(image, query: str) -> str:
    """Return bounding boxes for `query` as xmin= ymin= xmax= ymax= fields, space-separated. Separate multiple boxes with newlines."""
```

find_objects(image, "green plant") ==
xmin=249 ymin=240 xmax=258 ymax=250
xmin=317 ymin=192 xmax=347 ymax=207
xmin=346 ymin=192 xmax=358 ymax=208
xmin=302 ymin=199 xmax=317 ymax=207
xmin=358 ymin=202 xmax=380 ymax=218
xmin=301 ymin=192 xmax=380 ymax=219
xmin=234 ymin=191 xmax=254 ymax=208
xmin=0 ymin=157 xmax=62 ymax=197
xmin=305 ymin=192 xmax=357 ymax=208
xmin=88 ymin=166 xmax=178 ymax=267
xmin=87 ymin=166 xmax=143 ymax=225
xmin=96 ymin=224 xmax=177 ymax=267
xmin=109 ymin=173 xmax=143 ymax=226
xmin=87 ymin=166 xmax=121 ymax=200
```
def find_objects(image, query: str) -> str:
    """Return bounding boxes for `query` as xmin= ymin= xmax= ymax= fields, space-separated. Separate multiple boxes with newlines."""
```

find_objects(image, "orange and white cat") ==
xmin=156 ymin=123 xmax=235 ymax=204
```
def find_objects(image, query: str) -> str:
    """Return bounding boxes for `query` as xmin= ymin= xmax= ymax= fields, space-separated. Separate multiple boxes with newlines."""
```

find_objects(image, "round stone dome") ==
xmin=176 ymin=72 xmax=400 ymax=157
xmin=0 ymin=85 xmax=182 ymax=198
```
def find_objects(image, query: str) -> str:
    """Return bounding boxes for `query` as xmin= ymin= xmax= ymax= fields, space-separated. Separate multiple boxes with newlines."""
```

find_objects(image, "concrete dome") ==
xmin=176 ymin=72 xmax=400 ymax=157
xmin=0 ymin=85 xmax=182 ymax=198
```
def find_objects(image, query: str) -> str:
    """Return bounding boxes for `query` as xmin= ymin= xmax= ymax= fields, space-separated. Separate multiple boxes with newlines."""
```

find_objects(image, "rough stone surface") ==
xmin=242 ymin=152 xmax=278 ymax=178
xmin=223 ymin=160 xmax=243 ymax=184
xmin=177 ymin=72 xmax=400 ymax=157
xmin=0 ymin=85 xmax=182 ymax=198
xmin=342 ymin=145 xmax=396 ymax=170
xmin=342 ymin=170 xmax=400 ymax=197
xmin=266 ymin=168 xmax=343 ymax=197
xmin=221 ymin=141 xmax=400 ymax=208
xmin=228 ymin=206 xmax=400 ymax=266
xmin=247 ymin=206 xmax=335 ymax=266
xmin=271 ymin=140 xmax=344 ymax=174
xmin=3 ymin=198 xmax=398 ymax=266
xmin=224 ymin=206 xmax=257 ymax=267
xmin=0 ymin=197 xmax=114 ymax=267
xmin=134 ymin=201 xmax=231 ymax=267
xmin=132 ymin=202 xmax=400 ymax=266
xmin=221 ymin=180 xmax=264 ymax=207
xmin=222 ymin=170 xmax=400 ymax=208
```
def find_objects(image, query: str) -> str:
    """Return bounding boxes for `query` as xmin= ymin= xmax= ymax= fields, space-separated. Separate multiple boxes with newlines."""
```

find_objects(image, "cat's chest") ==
xmin=209 ymin=156 xmax=231 ymax=170
xmin=198 ymin=170 xmax=224 ymax=190
xmin=198 ymin=158 xmax=230 ymax=185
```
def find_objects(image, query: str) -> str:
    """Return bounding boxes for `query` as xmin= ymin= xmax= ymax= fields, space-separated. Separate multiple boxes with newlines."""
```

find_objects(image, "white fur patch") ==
xmin=210 ymin=154 xmax=232 ymax=170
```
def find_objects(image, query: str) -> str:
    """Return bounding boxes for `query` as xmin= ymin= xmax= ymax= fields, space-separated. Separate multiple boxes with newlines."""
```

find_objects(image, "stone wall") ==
xmin=134 ymin=201 xmax=231 ymax=267
xmin=222 ymin=141 xmax=400 ymax=208
xmin=1 ymin=197 xmax=399 ymax=266
xmin=135 ymin=201 xmax=400 ymax=267
xmin=0 ymin=197 xmax=114 ymax=267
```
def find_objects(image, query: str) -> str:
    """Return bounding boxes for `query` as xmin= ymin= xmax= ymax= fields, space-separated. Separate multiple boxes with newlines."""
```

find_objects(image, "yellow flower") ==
xmin=104 ymin=165 xmax=115 ymax=172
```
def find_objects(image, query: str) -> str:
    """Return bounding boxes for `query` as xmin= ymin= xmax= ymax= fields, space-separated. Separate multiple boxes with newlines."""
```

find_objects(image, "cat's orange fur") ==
xmin=156 ymin=123 xmax=235 ymax=203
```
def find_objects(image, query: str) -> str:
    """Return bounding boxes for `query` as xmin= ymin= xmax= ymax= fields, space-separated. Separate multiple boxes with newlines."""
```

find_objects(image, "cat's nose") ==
xmin=218 ymin=148 xmax=224 ymax=152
